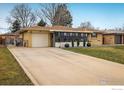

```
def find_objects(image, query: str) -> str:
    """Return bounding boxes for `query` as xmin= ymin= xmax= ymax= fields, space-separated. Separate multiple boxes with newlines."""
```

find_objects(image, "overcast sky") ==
xmin=0 ymin=3 xmax=124 ymax=33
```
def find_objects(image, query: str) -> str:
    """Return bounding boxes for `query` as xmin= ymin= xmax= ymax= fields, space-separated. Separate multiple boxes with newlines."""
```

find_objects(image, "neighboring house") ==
xmin=0 ymin=32 xmax=22 ymax=46
xmin=103 ymin=31 xmax=124 ymax=45
xmin=19 ymin=26 xmax=103 ymax=48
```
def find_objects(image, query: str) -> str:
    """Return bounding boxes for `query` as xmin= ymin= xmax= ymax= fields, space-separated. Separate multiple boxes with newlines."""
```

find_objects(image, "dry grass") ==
xmin=0 ymin=48 xmax=33 ymax=85
xmin=64 ymin=46 xmax=124 ymax=64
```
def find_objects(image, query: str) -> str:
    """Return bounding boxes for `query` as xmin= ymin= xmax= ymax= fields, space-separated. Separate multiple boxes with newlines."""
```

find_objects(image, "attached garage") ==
xmin=32 ymin=33 xmax=49 ymax=47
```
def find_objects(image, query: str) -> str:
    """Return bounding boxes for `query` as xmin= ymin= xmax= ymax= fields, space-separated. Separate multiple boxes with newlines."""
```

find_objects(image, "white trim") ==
xmin=50 ymin=30 xmax=93 ymax=33
xmin=55 ymin=42 xmax=85 ymax=48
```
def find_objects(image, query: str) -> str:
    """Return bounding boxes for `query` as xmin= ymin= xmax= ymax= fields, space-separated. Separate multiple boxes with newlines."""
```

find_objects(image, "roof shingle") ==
xmin=19 ymin=25 xmax=101 ymax=33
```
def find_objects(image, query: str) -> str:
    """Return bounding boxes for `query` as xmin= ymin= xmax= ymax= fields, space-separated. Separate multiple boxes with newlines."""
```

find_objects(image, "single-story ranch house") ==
xmin=18 ymin=26 xmax=124 ymax=48
xmin=0 ymin=33 xmax=20 ymax=46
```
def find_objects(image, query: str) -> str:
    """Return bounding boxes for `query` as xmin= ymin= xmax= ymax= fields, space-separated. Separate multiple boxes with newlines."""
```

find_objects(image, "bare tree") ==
xmin=37 ymin=3 xmax=60 ymax=25
xmin=80 ymin=21 xmax=94 ymax=29
xmin=7 ymin=4 xmax=36 ymax=28
xmin=121 ymin=24 xmax=124 ymax=31
xmin=6 ymin=17 xmax=13 ymax=24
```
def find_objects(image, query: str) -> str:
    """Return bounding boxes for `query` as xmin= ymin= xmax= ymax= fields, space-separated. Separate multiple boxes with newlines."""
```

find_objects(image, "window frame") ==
xmin=91 ymin=32 xmax=97 ymax=37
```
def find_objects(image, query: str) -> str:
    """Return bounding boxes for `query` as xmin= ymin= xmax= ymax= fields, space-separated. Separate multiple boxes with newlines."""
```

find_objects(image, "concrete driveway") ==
xmin=9 ymin=47 xmax=124 ymax=85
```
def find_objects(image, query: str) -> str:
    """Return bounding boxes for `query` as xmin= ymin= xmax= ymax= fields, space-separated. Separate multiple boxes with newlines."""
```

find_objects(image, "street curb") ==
xmin=7 ymin=47 xmax=39 ymax=85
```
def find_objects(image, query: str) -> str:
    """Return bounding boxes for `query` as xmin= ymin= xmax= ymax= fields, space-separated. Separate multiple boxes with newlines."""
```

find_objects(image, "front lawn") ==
xmin=64 ymin=46 xmax=124 ymax=64
xmin=0 ymin=48 xmax=33 ymax=85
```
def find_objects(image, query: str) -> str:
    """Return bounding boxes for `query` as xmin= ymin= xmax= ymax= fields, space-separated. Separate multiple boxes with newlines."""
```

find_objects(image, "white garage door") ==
xmin=32 ymin=34 xmax=49 ymax=47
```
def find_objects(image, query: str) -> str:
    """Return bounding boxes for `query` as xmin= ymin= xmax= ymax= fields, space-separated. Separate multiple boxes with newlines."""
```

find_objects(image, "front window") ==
xmin=91 ymin=32 xmax=97 ymax=37
xmin=81 ymin=33 xmax=83 ymax=36
xmin=76 ymin=33 xmax=78 ymax=36
xmin=72 ymin=33 xmax=75 ymax=36
xmin=70 ymin=33 xmax=72 ymax=36
xmin=58 ymin=32 xmax=60 ymax=36
xmin=64 ymin=33 xmax=67 ymax=36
